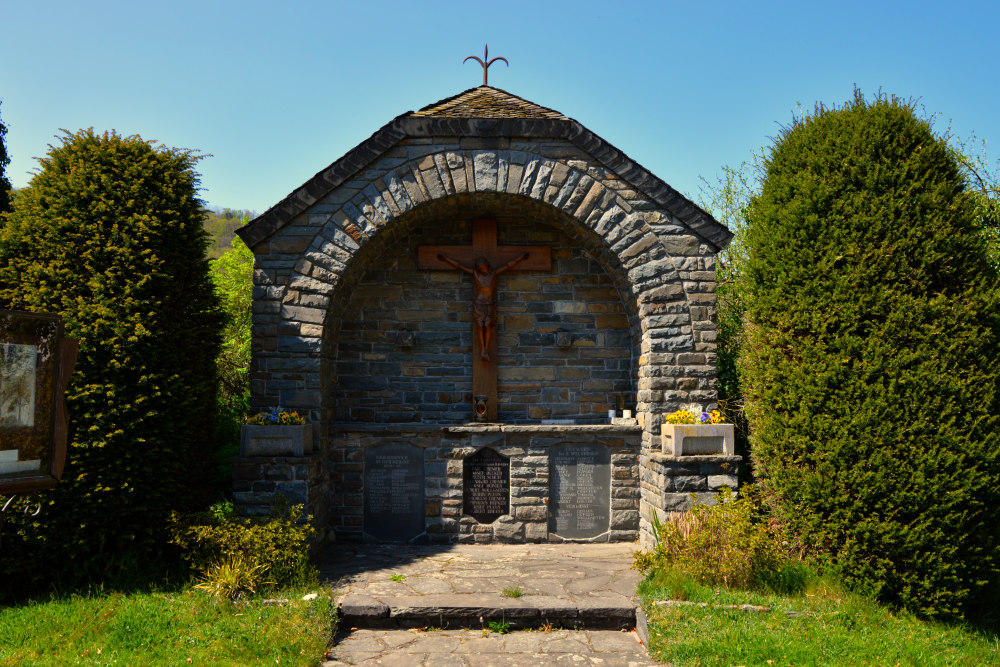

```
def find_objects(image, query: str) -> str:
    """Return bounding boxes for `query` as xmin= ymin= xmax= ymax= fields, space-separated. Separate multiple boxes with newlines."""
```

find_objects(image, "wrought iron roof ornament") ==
xmin=464 ymin=44 xmax=508 ymax=86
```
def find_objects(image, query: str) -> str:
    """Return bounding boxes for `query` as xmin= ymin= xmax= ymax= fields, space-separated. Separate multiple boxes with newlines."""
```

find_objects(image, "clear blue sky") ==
xmin=2 ymin=0 xmax=997 ymax=215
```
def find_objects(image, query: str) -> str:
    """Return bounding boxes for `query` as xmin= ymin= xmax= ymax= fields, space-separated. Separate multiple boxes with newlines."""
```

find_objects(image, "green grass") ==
xmin=500 ymin=586 xmax=523 ymax=598
xmin=0 ymin=585 xmax=336 ymax=666
xmin=639 ymin=567 xmax=1000 ymax=666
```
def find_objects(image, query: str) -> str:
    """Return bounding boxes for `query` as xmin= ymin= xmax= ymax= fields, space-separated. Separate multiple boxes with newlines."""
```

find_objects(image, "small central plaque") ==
xmin=463 ymin=447 xmax=510 ymax=523
xmin=364 ymin=443 xmax=425 ymax=542
xmin=549 ymin=443 xmax=611 ymax=539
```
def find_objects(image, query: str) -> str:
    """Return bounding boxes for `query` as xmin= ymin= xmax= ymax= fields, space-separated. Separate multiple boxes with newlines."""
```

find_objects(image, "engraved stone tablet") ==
xmin=364 ymin=443 xmax=424 ymax=542
xmin=463 ymin=447 xmax=510 ymax=523
xmin=549 ymin=443 xmax=611 ymax=539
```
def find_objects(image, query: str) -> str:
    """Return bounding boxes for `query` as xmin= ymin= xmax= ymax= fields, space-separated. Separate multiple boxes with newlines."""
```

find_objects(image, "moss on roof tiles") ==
xmin=411 ymin=86 xmax=567 ymax=120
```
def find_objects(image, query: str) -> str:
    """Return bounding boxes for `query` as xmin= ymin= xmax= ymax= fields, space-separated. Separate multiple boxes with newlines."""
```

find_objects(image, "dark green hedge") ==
xmin=0 ymin=129 xmax=221 ymax=590
xmin=740 ymin=92 xmax=1000 ymax=618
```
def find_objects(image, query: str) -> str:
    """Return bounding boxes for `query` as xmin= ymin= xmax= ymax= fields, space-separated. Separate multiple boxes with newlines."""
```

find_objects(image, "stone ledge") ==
xmin=447 ymin=424 xmax=643 ymax=434
xmin=646 ymin=453 xmax=741 ymax=464
xmin=329 ymin=422 xmax=642 ymax=434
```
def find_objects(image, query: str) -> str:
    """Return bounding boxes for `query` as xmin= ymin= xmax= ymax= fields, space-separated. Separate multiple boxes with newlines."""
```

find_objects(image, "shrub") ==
xmin=194 ymin=554 xmax=273 ymax=601
xmin=0 ymin=129 xmax=221 ymax=591
xmin=170 ymin=501 xmax=316 ymax=590
xmin=634 ymin=486 xmax=798 ymax=593
xmin=740 ymin=91 xmax=1000 ymax=618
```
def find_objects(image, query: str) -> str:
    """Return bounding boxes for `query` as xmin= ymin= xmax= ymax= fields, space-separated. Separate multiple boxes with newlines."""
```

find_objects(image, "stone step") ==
xmin=0 ymin=449 xmax=19 ymax=462
xmin=337 ymin=592 xmax=636 ymax=630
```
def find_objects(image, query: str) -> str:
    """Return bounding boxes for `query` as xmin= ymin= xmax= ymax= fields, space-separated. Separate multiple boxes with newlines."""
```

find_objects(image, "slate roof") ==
xmin=411 ymin=86 xmax=568 ymax=120
xmin=238 ymin=87 xmax=731 ymax=251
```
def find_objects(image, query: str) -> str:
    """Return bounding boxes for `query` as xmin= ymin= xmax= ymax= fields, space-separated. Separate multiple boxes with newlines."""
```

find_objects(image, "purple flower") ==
xmin=699 ymin=412 xmax=711 ymax=424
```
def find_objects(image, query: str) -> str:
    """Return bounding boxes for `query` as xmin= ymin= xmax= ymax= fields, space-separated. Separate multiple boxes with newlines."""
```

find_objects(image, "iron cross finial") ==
xmin=464 ymin=44 xmax=508 ymax=86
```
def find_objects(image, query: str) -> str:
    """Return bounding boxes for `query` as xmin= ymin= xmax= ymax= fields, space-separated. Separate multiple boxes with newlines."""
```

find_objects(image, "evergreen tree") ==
xmin=0 ymin=101 xmax=11 ymax=214
xmin=0 ymin=129 xmax=222 ymax=589
xmin=740 ymin=92 xmax=1000 ymax=618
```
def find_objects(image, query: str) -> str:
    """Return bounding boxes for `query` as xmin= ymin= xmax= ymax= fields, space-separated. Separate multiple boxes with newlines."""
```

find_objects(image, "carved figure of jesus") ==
xmin=437 ymin=252 xmax=530 ymax=360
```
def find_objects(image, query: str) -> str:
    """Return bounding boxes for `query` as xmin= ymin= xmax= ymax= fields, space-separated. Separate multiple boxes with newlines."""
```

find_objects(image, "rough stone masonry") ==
xmin=233 ymin=86 xmax=739 ymax=547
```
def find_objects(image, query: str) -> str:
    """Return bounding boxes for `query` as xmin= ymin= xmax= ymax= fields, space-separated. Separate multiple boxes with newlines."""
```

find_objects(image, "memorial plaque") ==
xmin=463 ymin=447 xmax=510 ymax=523
xmin=549 ymin=443 xmax=611 ymax=539
xmin=364 ymin=443 xmax=425 ymax=542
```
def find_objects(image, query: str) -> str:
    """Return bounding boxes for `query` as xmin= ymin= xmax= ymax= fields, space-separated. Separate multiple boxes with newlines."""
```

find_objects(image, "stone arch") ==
xmin=265 ymin=149 xmax=706 ymax=448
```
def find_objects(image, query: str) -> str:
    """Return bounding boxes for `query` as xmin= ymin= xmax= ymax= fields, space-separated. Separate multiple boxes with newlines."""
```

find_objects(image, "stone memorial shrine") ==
xmin=232 ymin=85 xmax=740 ymax=546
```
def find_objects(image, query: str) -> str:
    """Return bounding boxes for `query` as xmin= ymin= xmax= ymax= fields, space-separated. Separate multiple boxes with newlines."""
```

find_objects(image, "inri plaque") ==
xmin=549 ymin=443 xmax=611 ymax=539
xmin=463 ymin=446 xmax=510 ymax=523
xmin=363 ymin=443 xmax=425 ymax=542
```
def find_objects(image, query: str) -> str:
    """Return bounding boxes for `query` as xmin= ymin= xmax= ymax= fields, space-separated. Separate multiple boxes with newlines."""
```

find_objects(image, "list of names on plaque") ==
xmin=463 ymin=447 xmax=510 ymax=523
xmin=548 ymin=443 xmax=611 ymax=539
xmin=364 ymin=443 xmax=425 ymax=542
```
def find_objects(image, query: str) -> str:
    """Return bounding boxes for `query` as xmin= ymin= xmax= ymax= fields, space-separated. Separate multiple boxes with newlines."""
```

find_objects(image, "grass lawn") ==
xmin=0 ymin=585 xmax=336 ymax=667
xmin=639 ymin=569 xmax=1000 ymax=666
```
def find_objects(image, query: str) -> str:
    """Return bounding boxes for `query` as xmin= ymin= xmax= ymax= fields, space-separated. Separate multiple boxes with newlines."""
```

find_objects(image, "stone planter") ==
xmin=661 ymin=423 xmax=735 ymax=456
xmin=240 ymin=424 xmax=313 ymax=457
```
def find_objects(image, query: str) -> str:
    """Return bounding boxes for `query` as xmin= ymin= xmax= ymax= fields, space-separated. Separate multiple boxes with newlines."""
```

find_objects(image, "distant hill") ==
xmin=203 ymin=207 xmax=256 ymax=259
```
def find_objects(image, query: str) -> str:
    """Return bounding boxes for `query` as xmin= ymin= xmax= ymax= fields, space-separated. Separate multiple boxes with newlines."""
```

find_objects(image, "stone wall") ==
xmin=329 ymin=424 xmax=641 ymax=544
xmin=231 ymin=453 xmax=332 ymax=543
xmin=638 ymin=452 xmax=741 ymax=549
xmin=331 ymin=219 xmax=634 ymax=424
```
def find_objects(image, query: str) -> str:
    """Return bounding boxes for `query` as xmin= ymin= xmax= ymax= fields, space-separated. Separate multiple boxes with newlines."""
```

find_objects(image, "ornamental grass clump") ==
xmin=634 ymin=486 xmax=799 ymax=593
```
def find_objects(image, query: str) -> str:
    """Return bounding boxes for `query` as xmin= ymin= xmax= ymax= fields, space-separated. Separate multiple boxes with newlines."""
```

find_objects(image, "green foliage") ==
xmin=202 ymin=207 xmax=256 ymax=259
xmin=194 ymin=554 xmax=273 ymax=601
xmin=949 ymin=131 xmax=1000 ymax=272
xmin=634 ymin=487 xmax=796 ymax=593
xmin=0 ymin=101 xmax=10 ymax=215
xmin=486 ymin=620 xmax=510 ymax=634
xmin=210 ymin=234 xmax=253 ymax=406
xmin=0 ymin=129 xmax=222 ymax=591
xmin=208 ymin=234 xmax=253 ymax=492
xmin=639 ymin=570 xmax=1000 ymax=667
xmin=740 ymin=91 xmax=1000 ymax=618
xmin=0 ymin=586 xmax=336 ymax=666
xmin=170 ymin=502 xmax=316 ymax=590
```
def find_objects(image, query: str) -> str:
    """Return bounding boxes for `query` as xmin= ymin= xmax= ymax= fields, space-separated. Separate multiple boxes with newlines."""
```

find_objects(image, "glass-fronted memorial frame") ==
xmin=0 ymin=310 xmax=78 ymax=494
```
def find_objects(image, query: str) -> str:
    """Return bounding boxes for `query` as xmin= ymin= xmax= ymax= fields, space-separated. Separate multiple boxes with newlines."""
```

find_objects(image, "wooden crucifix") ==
xmin=418 ymin=219 xmax=551 ymax=422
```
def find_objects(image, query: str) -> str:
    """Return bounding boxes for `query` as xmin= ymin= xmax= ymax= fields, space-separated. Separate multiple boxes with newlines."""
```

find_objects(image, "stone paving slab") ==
xmin=321 ymin=628 xmax=658 ymax=666
xmin=318 ymin=542 xmax=644 ymax=630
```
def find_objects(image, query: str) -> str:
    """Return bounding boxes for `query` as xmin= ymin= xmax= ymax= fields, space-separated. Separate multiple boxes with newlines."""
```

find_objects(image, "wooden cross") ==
xmin=418 ymin=219 xmax=551 ymax=422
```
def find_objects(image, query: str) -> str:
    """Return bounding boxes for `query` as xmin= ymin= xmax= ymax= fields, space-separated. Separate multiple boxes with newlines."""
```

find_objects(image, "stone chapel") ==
xmin=233 ymin=86 xmax=738 ymax=547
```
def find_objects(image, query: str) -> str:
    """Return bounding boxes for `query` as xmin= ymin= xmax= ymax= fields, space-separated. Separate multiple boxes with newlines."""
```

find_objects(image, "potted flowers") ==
xmin=240 ymin=408 xmax=312 ymax=457
xmin=661 ymin=409 xmax=734 ymax=456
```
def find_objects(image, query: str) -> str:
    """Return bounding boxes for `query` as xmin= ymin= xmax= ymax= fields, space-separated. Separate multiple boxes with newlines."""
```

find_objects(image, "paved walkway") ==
xmin=317 ymin=543 xmax=657 ymax=665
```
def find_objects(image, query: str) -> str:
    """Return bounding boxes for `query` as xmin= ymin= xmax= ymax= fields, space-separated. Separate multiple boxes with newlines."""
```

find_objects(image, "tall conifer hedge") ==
xmin=0 ymin=129 xmax=221 ymax=588
xmin=741 ymin=92 xmax=1000 ymax=618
